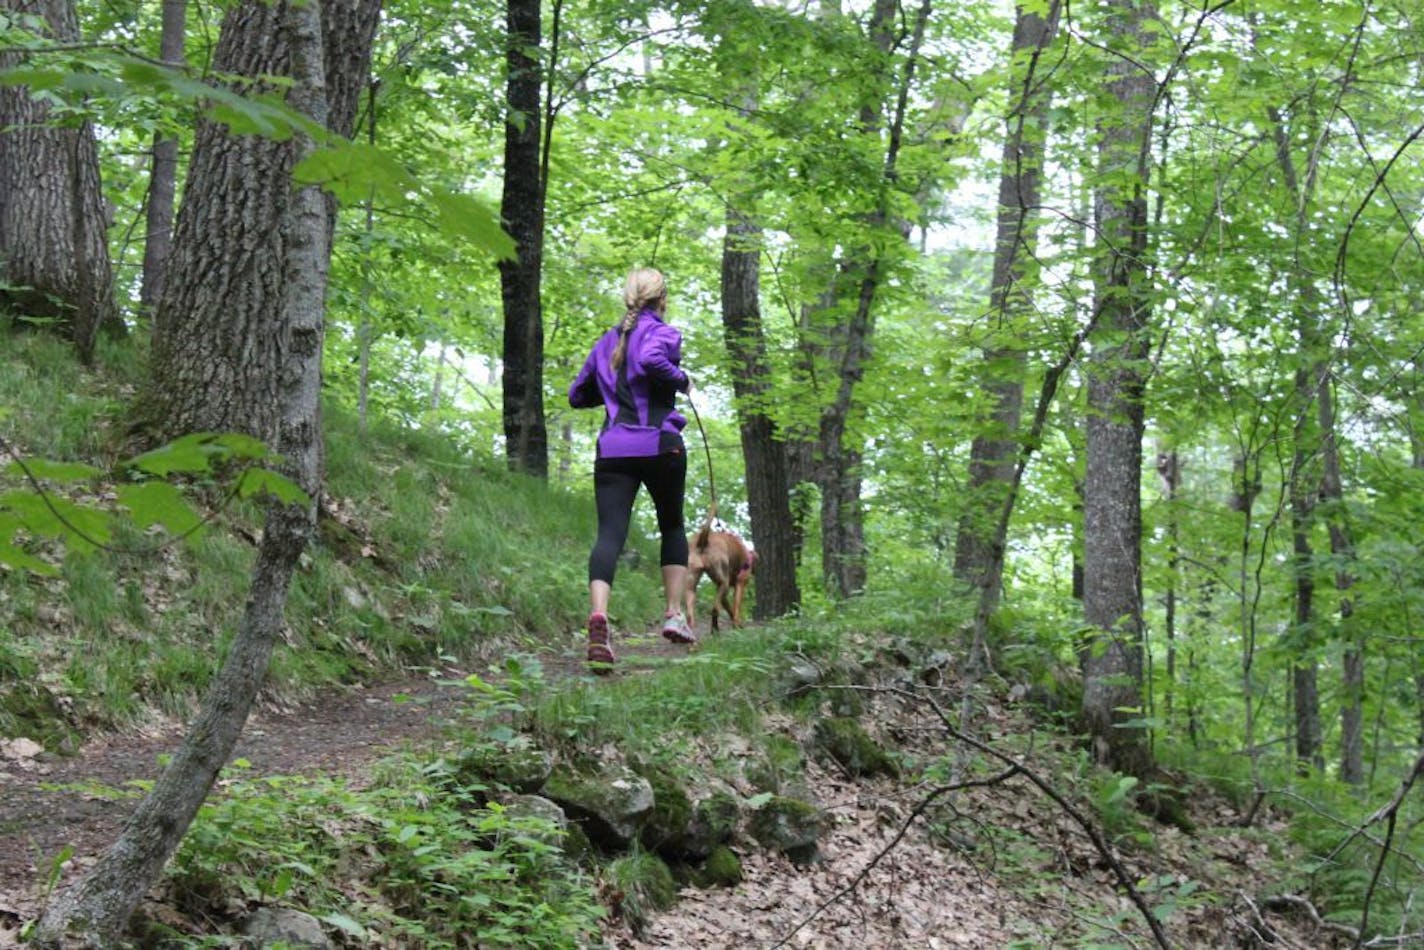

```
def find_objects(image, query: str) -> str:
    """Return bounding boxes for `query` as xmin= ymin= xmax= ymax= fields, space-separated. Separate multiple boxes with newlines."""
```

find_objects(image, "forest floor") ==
xmin=0 ymin=623 xmax=1337 ymax=949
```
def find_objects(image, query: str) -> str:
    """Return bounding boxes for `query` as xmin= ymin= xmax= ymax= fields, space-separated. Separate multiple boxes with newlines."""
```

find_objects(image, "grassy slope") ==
xmin=0 ymin=332 xmax=661 ymax=743
xmin=3 ymin=333 xmax=1416 ymax=947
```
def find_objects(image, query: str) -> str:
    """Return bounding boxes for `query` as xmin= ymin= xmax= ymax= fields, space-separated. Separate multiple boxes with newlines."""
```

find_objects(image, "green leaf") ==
xmin=321 ymin=913 xmax=368 ymax=939
xmin=428 ymin=189 xmax=517 ymax=261
xmin=236 ymin=468 xmax=309 ymax=506
xmin=745 ymin=792 xmax=774 ymax=809
xmin=293 ymin=141 xmax=411 ymax=204
xmin=124 ymin=434 xmax=230 ymax=476
xmin=117 ymin=482 xmax=205 ymax=539
xmin=0 ymin=542 xmax=58 ymax=576
xmin=5 ymin=459 xmax=102 ymax=482
xmin=206 ymin=433 xmax=273 ymax=461
xmin=0 ymin=491 xmax=111 ymax=550
xmin=1105 ymin=776 xmax=1138 ymax=805
xmin=124 ymin=432 xmax=272 ymax=477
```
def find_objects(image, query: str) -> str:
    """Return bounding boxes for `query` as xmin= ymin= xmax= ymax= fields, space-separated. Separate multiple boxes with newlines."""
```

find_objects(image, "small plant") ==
xmin=167 ymin=756 xmax=603 ymax=947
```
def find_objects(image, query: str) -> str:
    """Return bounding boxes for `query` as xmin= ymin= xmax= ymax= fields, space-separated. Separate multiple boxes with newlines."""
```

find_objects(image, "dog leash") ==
xmin=685 ymin=391 xmax=719 ymax=522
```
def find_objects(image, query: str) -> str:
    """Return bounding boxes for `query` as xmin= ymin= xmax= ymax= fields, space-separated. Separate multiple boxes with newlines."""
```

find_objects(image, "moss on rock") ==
xmin=631 ymin=761 xmax=693 ymax=856
xmin=748 ymin=795 xmax=823 ymax=866
xmin=455 ymin=742 xmax=553 ymax=794
xmin=692 ymin=845 xmax=743 ymax=888
xmin=608 ymin=853 xmax=678 ymax=935
xmin=812 ymin=717 xmax=899 ymax=778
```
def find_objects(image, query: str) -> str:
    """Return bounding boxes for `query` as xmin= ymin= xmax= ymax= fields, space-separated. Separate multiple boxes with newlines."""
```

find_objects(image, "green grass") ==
xmin=0 ymin=333 xmax=663 ymax=734
xmin=7 ymin=332 xmax=1421 ymax=947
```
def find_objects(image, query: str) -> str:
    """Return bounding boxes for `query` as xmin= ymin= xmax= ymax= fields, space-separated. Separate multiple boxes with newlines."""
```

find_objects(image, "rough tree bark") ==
xmin=138 ymin=0 xmax=187 ymax=319
xmin=145 ymin=0 xmax=380 ymax=444
xmin=722 ymin=207 xmax=800 ymax=618
xmin=0 ymin=0 xmax=119 ymax=362
xmin=951 ymin=0 xmax=1061 ymax=615
xmin=29 ymin=2 xmax=332 ymax=943
xmin=1080 ymin=0 xmax=1157 ymax=779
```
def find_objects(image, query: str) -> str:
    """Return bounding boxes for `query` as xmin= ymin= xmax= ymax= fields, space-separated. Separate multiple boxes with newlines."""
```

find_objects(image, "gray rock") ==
xmin=240 ymin=906 xmax=332 ymax=949
xmin=457 ymin=743 xmax=554 ymax=793
xmin=543 ymin=762 xmax=654 ymax=849
xmin=502 ymin=793 xmax=568 ymax=832
xmin=748 ymin=795 xmax=824 ymax=866
xmin=680 ymin=787 xmax=741 ymax=859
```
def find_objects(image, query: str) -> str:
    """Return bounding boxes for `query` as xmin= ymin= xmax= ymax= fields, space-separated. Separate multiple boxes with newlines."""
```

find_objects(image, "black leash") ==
xmin=685 ymin=392 xmax=718 ymax=523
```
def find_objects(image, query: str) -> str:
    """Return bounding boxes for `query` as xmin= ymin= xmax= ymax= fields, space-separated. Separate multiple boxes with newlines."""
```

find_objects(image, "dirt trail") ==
xmin=0 ymin=626 xmax=1321 ymax=949
xmin=0 ymin=628 xmax=692 ymax=928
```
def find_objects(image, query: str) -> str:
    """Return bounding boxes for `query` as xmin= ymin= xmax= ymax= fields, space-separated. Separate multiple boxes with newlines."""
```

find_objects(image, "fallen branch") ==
xmin=767 ymin=764 xmax=1021 ymax=950
xmin=892 ymin=685 xmax=1173 ymax=950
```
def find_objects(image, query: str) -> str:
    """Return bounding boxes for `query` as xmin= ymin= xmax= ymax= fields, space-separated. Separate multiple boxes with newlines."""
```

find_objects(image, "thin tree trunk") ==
xmin=722 ymin=207 xmax=800 ymax=618
xmin=30 ymin=2 xmax=331 ymax=942
xmin=1414 ymin=428 xmax=1424 ymax=751
xmin=498 ymin=0 xmax=549 ymax=479
xmin=1156 ymin=447 xmax=1179 ymax=720
xmin=139 ymin=0 xmax=187 ymax=319
xmin=431 ymin=343 xmax=446 ymax=411
xmin=1319 ymin=373 xmax=1362 ymax=784
xmin=814 ymin=0 xmax=932 ymax=598
xmin=1290 ymin=379 xmax=1324 ymax=772
xmin=1080 ymin=0 xmax=1157 ymax=779
xmin=1265 ymin=103 xmax=1327 ymax=774
xmin=358 ymin=78 xmax=378 ymax=433
xmin=953 ymin=0 xmax=1061 ymax=611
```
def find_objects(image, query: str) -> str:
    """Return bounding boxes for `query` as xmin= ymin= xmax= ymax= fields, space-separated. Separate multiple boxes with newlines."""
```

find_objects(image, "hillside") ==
xmin=0 ymin=337 xmax=1401 ymax=948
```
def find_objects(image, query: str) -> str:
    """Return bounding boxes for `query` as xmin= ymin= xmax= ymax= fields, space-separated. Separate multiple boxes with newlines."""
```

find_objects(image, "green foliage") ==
xmin=168 ymin=762 xmax=601 ymax=948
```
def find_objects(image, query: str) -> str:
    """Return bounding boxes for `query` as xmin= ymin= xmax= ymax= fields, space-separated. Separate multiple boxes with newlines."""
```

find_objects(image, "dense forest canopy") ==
xmin=1 ymin=0 xmax=1423 ymax=942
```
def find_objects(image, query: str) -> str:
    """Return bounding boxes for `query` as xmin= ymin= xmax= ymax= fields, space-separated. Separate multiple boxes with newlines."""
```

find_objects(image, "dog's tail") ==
xmin=693 ymin=503 xmax=718 ymax=551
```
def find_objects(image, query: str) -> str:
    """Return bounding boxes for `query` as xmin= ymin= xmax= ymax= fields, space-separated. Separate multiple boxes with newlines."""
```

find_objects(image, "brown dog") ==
xmin=685 ymin=525 xmax=756 ymax=633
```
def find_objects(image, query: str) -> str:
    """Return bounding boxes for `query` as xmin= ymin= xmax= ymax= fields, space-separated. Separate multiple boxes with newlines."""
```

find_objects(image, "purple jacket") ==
xmin=568 ymin=309 xmax=690 ymax=458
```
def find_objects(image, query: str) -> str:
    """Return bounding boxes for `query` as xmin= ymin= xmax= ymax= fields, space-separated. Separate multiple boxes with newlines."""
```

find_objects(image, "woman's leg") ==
xmin=589 ymin=460 xmax=641 ymax=611
xmin=644 ymin=452 xmax=693 ymax=635
xmin=586 ymin=460 xmax=641 ymax=669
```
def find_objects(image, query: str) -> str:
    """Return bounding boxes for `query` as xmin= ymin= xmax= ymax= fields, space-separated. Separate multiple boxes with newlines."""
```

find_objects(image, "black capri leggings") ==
xmin=588 ymin=451 xmax=688 ymax=585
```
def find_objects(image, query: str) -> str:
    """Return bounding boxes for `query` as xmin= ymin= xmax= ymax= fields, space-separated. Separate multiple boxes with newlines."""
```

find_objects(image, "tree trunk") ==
xmin=138 ymin=0 xmax=187 ymax=319
xmin=145 ymin=0 xmax=379 ymax=444
xmin=1156 ymin=447 xmax=1179 ymax=721
xmin=810 ymin=0 xmax=932 ymax=599
xmin=29 ymin=3 xmax=331 ymax=943
xmin=1319 ymin=372 xmax=1362 ymax=785
xmin=498 ymin=0 xmax=549 ymax=479
xmin=1414 ymin=430 xmax=1424 ymax=751
xmin=1289 ymin=369 xmax=1324 ymax=772
xmin=0 ymin=0 xmax=119 ymax=362
xmin=952 ymin=0 xmax=1060 ymax=611
xmin=1080 ymin=0 xmax=1157 ymax=779
xmin=1268 ymin=101 xmax=1327 ymax=775
xmin=722 ymin=208 xmax=800 ymax=618
xmin=357 ymin=79 xmax=378 ymax=433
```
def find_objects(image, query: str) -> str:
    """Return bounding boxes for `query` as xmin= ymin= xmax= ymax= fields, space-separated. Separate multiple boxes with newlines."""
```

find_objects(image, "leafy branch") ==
xmin=0 ymin=432 xmax=307 ymax=573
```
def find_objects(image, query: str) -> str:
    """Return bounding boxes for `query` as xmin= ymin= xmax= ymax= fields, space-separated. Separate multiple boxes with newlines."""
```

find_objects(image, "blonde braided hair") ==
xmin=611 ymin=268 xmax=667 ymax=371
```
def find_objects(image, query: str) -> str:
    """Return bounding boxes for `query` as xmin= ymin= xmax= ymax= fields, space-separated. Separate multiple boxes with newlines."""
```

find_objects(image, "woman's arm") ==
xmin=641 ymin=326 xmax=690 ymax=393
xmin=568 ymin=350 xmax=602 ymax=408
